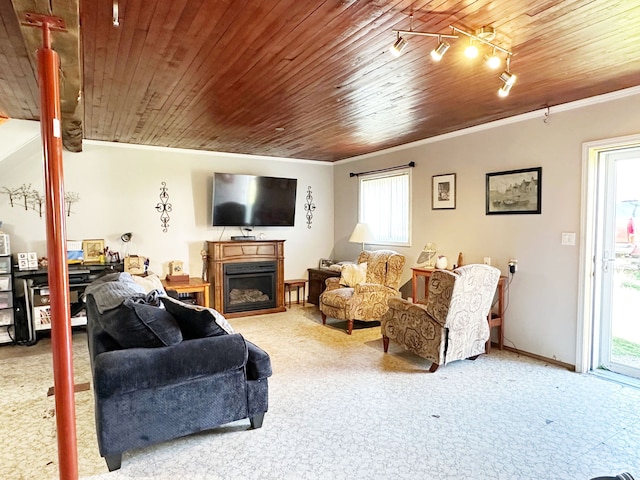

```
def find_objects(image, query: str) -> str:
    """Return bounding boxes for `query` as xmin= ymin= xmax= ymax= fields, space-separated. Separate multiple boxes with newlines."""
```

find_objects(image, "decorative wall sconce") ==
xmin=155 ymin=181 xmax=172 ymax=232
xmin=390 ymin=16 xmax=517 ymax=97
xmin=304 ymin=186 xmax=316 ymax=229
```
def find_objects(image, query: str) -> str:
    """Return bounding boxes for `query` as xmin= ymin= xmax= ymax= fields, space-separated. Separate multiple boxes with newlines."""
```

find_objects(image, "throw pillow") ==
xmin=340 ymin=262 xmax=367 ymax=287
xmin=160 ymin=295 xmax=235 ymax=339
xmin=99 ymin=297 xmax=183 ymax=349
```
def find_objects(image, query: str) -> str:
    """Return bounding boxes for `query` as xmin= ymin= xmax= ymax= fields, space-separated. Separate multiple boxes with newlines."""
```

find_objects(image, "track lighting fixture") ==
xmin=390 ymin=19 xmax=517 ymax=98
xmin=464 ymin=40 xmax=479 ymax=59
xmin=390 ymin=33 xmax=407 ymax=57
xmin=484 ymin=49 xmax=501 ymax=69
xmin=430 ymin=38 xmax=450 ymax=61
xmin=498 ymin=57 xmax=517 ymax=97
xmin=112 ymin=0 xmax=119 ymax=26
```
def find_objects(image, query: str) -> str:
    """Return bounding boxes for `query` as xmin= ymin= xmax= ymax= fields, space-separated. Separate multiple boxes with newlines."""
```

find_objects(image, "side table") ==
xmin=307 ymin=268 xmax=341 ymax=305
xmin=161 ymin=277 xmax=210 ymax=308
xmin=284 ymin=279 xmax=306 ymax=308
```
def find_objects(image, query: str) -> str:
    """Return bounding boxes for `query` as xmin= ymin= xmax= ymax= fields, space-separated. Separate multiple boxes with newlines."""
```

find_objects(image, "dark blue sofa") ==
xmin=85 ymin=292 xmax=271 ymax=471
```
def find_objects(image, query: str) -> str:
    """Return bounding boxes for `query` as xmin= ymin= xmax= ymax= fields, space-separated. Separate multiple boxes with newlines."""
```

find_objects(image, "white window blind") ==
xmin=359 ymin=168 xmax=411 ymax=246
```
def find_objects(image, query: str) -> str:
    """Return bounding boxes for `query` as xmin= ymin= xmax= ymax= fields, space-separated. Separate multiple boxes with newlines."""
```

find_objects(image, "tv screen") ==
xmin=212 ymin=173 xmax=297 ymax=227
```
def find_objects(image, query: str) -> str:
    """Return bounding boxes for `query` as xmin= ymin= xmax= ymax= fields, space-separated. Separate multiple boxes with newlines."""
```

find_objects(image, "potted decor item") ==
xmin=435 ymin=255 xmax=448 ymax=269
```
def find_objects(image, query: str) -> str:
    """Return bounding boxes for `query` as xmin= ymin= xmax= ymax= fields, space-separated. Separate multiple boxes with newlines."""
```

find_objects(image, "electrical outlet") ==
xmin=483 ymin=257 xmax=491 ymax=265
xmin=508 ymin=259 xmax=518 ymax=274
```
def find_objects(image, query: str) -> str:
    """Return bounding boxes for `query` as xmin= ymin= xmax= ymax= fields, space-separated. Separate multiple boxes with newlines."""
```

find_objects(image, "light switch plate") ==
xmin=561 ymin=232 xmax=576 ymax=245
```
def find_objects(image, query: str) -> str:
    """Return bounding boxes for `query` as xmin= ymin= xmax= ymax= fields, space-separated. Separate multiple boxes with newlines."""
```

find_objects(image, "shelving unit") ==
xmin=0 ymin=233 xmax=14 ymax=344
xmin=14 ymin=262 xmax=123 ymax=343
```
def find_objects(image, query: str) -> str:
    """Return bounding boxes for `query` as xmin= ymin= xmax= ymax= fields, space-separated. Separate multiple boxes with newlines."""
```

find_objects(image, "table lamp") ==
xmin=417 ymin=243 xmax=437 ymax=268
xmin=349 ymin=223 xmax=374 ymax=251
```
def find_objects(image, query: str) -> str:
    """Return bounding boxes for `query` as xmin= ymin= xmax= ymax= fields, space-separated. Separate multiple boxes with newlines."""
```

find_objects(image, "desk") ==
xmin=411 ymin=267 xmax=506 ymax=352
xmin=14 ymin=262 xmax=123 ymax=343
xmin=162 ymin=277 xmax=210 ymax=308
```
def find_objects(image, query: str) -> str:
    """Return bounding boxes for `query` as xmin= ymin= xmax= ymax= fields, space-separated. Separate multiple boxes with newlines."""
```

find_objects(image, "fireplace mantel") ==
xmin=207 ymin=240 xmax=286 ymax=318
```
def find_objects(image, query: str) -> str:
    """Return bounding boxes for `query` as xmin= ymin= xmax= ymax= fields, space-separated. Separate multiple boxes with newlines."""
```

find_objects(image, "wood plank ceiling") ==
xmin=1 ymin=0 xmax=639 ymax=161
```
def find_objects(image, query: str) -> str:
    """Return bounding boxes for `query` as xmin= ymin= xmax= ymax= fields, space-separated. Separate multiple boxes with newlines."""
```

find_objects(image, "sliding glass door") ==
xmin=595 ymin=146 xmax=640 ymax=380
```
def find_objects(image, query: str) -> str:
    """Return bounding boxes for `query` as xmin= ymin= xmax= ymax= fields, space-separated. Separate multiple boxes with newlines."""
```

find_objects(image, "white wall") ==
xmin=332 ymin=88 xmax=640 ymax=366
xmin=0 ymin=133 xmax=334 ymax=281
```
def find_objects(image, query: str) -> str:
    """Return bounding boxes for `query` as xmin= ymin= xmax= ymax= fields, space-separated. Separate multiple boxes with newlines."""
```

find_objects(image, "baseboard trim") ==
xmin=501 ymin=345 xmax=575 ymax=372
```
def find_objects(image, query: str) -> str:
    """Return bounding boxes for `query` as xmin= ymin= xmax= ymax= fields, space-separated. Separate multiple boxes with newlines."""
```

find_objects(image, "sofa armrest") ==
xmin=245 ymin=340 xmax=272 ymax=380
xmin=385 ymin=297 xmax=444 ymax=326
xmin=93 ymin=333 xmax=248 ymax=398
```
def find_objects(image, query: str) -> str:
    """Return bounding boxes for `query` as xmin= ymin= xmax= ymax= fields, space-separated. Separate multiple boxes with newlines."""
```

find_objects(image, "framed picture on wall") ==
xmin=432 ymin=173 xmax=456 ymax=210
xmin=486 ymin=167 xmax=542 ymax=215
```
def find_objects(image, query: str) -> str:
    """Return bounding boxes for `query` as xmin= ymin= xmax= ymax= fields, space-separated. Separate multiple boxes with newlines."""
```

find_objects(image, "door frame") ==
xmin=577 ymin=133 xmax=640 ymax=373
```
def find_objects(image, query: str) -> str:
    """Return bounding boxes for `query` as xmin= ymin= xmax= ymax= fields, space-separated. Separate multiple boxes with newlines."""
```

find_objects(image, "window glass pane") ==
xmin=359 ymin=169 xmax=410 ymax=245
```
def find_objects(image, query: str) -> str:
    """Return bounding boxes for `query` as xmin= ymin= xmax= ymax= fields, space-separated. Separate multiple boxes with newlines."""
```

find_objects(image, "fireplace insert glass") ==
xmin=223 ymin=261 xmax=276 ymax=313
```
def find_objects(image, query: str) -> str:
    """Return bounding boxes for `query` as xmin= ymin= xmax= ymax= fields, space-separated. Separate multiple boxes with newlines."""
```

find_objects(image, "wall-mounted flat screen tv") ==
xmin=212 ymin=173 xmax=297 ymax=227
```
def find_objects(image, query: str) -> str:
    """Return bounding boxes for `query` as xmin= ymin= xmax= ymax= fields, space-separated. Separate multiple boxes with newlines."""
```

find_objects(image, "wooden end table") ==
xmin=284 ymin=279 xmax=307 ymax=308
xmin=161 ymin=277 xmax=211 ymax=308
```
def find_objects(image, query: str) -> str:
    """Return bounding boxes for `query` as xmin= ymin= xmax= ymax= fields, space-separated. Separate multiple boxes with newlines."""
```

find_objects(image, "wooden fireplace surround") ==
xmin=207 ymin=240 xmax=286 ymax=318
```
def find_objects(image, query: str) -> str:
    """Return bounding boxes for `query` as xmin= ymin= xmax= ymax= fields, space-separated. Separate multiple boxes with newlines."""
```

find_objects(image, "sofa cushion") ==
xmin=160 ymin=295 xmax=235 ymax=339
xmin=99 ymin=298 xmax=183 ymax=349
xmin=339 ymin=262 xmax=367 ymax=287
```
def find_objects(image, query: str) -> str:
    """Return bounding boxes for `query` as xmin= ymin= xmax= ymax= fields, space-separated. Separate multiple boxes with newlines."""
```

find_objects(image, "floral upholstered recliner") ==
xmin=381 ymin=264 xmax=500 ymax=372
xmin=319 ymin=250 xmax=406 ymax=335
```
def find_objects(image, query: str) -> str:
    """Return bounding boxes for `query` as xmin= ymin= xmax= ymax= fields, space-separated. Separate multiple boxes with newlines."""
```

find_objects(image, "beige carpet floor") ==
xmin=1 ymin=304 xmax=640 ymax=479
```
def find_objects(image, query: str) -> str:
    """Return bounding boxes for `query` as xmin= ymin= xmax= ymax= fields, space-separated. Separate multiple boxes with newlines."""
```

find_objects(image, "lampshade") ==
xmin=349 ymin=223 xmax=374 ymax=250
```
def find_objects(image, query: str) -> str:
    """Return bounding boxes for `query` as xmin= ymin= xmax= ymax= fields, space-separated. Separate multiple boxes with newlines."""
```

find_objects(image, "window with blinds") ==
xmin=358 ymin=168 xmax=411 ymax=246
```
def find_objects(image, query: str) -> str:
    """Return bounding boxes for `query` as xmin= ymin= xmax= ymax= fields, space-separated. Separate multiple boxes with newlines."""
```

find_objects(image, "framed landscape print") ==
xmin=432 ymin=173 xmax=456 ymax=210
xmin=486 ymin=167 xmax=542 ymax=215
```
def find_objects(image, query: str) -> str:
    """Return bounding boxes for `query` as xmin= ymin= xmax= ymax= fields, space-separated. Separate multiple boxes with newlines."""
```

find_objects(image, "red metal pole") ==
xmin=38 ymin=22 xmax=78 ymax=480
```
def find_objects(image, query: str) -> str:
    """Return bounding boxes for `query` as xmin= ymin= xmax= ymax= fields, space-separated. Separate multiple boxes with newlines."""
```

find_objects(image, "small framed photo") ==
xmin=82 ymin=239 xmax=105 ymax=263
xmin=432 ymin=173 xmax=456 ymax=210
xmin=486 ymin=167 xmax=542 ymax=215
xmin=319 ymin=258 xmax=334 ymax=269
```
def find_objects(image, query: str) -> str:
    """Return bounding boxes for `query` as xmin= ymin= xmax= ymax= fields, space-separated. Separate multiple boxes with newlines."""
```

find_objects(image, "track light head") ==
xmin=499 ymin=71 xmax=517 ymax=87
xmin=484 ymin=50 xmax=501 ymax=69
xmin=430 ymin=40 xmax=450 ymax=61
xmin=464 ymin=41 xmax=478 ymax=58
xmin=390 ymin=35 xmax=408 ymax=57
xmin=498 ymin=82 xmax=514 ymax=97
xmin=498 ymin=70 xmax=517 ymax=97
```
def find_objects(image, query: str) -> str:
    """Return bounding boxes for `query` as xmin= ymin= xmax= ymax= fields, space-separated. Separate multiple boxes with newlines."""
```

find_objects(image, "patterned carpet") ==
xmin=1 ymin=305 xmax=639 ymax=480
